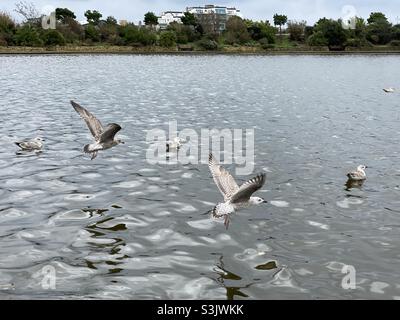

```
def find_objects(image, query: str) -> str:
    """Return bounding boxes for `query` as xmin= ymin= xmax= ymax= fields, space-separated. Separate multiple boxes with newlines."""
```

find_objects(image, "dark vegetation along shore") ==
xmin=1 ymin=2 xmax=400 ymax=54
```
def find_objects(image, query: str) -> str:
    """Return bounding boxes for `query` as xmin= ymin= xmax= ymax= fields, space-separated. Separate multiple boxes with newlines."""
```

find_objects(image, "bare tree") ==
xmin=14 ymin=1 xmax=39 ymax=24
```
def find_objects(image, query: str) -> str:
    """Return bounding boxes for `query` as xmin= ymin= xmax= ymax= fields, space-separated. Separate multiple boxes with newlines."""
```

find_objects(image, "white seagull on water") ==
xmin=208 ymin=153 xmax=267 ymax=229
xmin=166 ymin=137 xmax=185 ymax=152
xmin=71 ymin=100 xmax=124 ymax=160
xmin=347 ymin=165 xmax=367 ymax=181
xmin=15 ymin=137 xmax=44 ymax=151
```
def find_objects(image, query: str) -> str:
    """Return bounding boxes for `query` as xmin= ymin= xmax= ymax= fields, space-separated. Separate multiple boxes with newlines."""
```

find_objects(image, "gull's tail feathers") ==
xmin=83 ymin=144 xmax=99 ymax=160
xmin=83 ymin=144 xmax=92 ymax=153
xmin=212 ymin=204 xmax=231 ymax=230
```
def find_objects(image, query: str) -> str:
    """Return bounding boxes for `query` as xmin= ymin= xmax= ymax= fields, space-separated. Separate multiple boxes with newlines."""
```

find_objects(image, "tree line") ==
xmin=0 ymin=2 xmax=399 ymax=50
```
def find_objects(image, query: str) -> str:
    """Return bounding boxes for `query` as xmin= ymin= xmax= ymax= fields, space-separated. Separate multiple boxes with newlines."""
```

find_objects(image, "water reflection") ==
xmin=15 ymin=150 xmax=43 ymax=156
xmin=255 ymin=261 xmax=278 ymax=270
xmin=213 ymin=255 xmax=250 ymax=300
xmin=345 ymin=179 xmax=365 ymax=191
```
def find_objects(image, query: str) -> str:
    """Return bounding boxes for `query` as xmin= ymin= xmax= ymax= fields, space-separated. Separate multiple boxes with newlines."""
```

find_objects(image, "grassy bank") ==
xmin=1 ymin=44 xmax=400 ymax=55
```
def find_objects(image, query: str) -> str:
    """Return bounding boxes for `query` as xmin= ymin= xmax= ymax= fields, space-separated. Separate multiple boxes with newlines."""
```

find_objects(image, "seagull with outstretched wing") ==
xmin=208 ymin=153 xmax=267 ymax=229
xmin=70 ymin=100 xmax=124 ymax=160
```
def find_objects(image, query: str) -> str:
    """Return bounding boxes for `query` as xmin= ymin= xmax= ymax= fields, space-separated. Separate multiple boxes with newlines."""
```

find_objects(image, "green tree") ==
xmin=136 ymin=28 xmax=157 ymax=45
xmin=0 ymin=11 xmax=16 ymax=45
xmin=159 ymin=31 xmax=177 ymax=47
xmin=307 ymin=31 xmax=328 ymax=46
xmin=304 ymin=26 xmax=314 ymax=39
xmin=85 ymin=24 xmax=100 ymax=42
xmin=119 ymin=24 xmax=137 ymax=44
xmin=42 ymin=29 xmax=65 ymax=46
xmin=390 ymin=39 xmax=400 ymax=46
xmin=144 ymin=12 xmax=158 ymax=26
xmin=14 ymin=25 xmax=42 ymax=46
xmin=119 ymin=24 xmax=156 ymax=46
xmin=55 ymin=8 xmax=76 ymax=23
xmin=180 ymin=12 xmax=204 ymax=36
xmin=354 ymin=17 xmax=367 ymax=38
xmin=106 ymin=16 xmax=117 ymax=25
xmin=392 ymin=24 xmax=400 ymax=40
xmin=366 ymin=12 xmax=392 ymax=44
xmin=98 ymin=24 xmax=118 ymax=43
xmin=246 ymin=20 xmax=276 ymax=44
xmin=84 ymin=10 xmax=102 ymax=25
xmin=167 ymin=22 xmax=200 ymax=43
xmin=346 ymin=17 xmax=368 ymax=47
xmin=95 ymin=16 xmax=119 ymax=43
xmin=287 ymin=20 xmax=306 ymax=41
xmin=224 ymin=16 xmax=250 ymax=45
xmin=273 ymin=14 xmax=288 ymax=35
xmin=181 ymin=12 xmax=196 ymax=26
xmin=58 ymin=18 xmax=83 ymax=43
xmin=311 ymin=18 xmax=348 ymax=50
xmin=196 ymin=38 xmax=218 ymax=50
xmin=259 ymin=37 xmax=274 ymax=49
xmin=195 ymin=23 xmax=204 ymax=35
xmin=367 ymin=12 xmax=388 ymax=24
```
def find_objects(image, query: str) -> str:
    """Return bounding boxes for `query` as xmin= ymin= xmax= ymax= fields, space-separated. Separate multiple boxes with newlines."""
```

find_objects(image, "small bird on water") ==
xmin=70 ymin=100 xmax=124 ymax=160
xmin=208 ymin=153 xmax=267 ymax=229
xmin=166 ymin=137 xmax=185 ymax=153
xmin=383 ymin=87 xmax=395 ymax=93
xmin=15 ymin=137 xmax=44 ymax=151
xmin=347 ymin=165 xmax=367 ymax=181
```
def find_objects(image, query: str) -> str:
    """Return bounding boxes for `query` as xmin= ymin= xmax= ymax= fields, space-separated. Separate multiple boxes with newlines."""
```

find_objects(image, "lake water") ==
xmin=0 ymin=54 xmax=400 ymax=299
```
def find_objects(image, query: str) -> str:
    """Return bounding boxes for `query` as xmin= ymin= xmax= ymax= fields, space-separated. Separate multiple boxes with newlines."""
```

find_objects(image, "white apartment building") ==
xmin=157 ymin=5 xmax=243 ymax=30
xmin=186 ymin=5 xmax=242 ymax=19
xmin=185 ymin=5 xmax=243 ymax=33
xmin=227 ymin=7 xmax=243 ymax=18
xmin=158 ymin=11 xmax=185 ymax=29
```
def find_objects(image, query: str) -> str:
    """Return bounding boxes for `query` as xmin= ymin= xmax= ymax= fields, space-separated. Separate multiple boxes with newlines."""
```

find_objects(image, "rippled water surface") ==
xmin=1 ymin=54 xmax=400 ymax=299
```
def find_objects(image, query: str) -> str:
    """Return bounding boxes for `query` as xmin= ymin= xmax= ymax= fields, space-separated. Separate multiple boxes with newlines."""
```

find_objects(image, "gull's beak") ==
xmin=263 ymin=200 xmax=268 ymax=204
xmin=121 ymin=141 xmax=125 ymax=144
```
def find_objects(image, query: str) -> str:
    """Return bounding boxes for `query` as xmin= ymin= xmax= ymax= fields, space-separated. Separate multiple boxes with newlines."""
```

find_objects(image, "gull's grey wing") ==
xmin=347 ymin=171 xmax=365 ymax=180
xmin=15 ymin=140 xmax=41 ymax=150
xmin=70 ymin=100 xmax=104 ymax=140
xmin=99 ymin=123 xmax=121 ymax=143
xmin=208 ymin=153 xmax=239 ymax=201
xmin=230 ymin=173 xmax=266 ymax=204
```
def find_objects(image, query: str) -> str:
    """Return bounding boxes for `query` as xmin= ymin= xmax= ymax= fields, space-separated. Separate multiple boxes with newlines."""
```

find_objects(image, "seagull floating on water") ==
xmin=15 ymin=137 xmax=44 ymax=151
xmin=383 ymin=87 xmax=395 ymax=93
xmin=208 ymin=153 xmax=267 ymax=229
xmin=347 ymin=165 xmax=367 ymax=181
xmin=166 ymin=137 xmax=185 ymax=152
xmin=70 ymin=100 xmax=124 ymax=160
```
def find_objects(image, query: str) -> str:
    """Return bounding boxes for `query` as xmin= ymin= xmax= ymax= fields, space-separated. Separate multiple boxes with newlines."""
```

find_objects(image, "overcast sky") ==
xmin=1 ymin=0 xmax=399 ymax=25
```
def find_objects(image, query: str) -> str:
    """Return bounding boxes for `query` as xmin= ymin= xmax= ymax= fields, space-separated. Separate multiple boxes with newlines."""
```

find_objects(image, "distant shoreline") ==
xmin=1 ymin=46 xmax=400 ymax=55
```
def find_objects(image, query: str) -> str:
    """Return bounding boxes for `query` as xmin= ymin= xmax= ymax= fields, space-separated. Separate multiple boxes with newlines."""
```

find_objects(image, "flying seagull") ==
xmin=15 ymin=137 xmax=44 ymax=151
xmin=70 ymin=100 xmax=124 ymax=160
xmin=383 ymin=87 xmax=395 ymax=93
xmin=347 ymin=165 xmax=367 ymax=181
xmin=208 ymin=153 xmax=267 ymax=229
